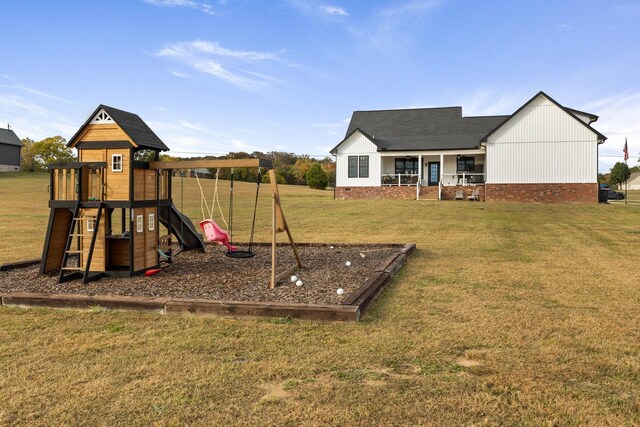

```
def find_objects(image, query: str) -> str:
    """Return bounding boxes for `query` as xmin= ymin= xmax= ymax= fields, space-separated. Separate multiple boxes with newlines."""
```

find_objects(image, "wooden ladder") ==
xmin=58 ymin=203 xmax=103 ymax=284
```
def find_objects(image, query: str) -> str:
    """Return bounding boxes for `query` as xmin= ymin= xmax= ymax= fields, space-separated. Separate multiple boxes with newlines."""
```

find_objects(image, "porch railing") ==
xmin=381 ymin=173 xmax=419 ymax=186
xmin=442 ymin=173 xmax=485 ymax=186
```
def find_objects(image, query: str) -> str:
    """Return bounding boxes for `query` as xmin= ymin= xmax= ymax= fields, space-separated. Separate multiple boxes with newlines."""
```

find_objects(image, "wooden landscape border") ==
xmin=0 ymin=243 xmax=416 ymax=322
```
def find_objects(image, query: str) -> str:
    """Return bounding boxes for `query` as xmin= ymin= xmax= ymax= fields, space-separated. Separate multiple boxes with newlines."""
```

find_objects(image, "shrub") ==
xmin=305 ymin=163 xmax=328 ymax=190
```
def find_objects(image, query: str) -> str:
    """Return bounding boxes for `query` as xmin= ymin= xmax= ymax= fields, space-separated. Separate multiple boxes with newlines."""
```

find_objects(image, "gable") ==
xmin=487 ymin=94 xmax=600 ymax=144
xmin=90 ymin=108 xmax=115 ymax=125
xmin=67 ymin=104 xmax=169 ymax=151
xmin=335 ymin=130 xmax=378 ymax=154
xmin=71 ymin=123 xmax=135 ymax=148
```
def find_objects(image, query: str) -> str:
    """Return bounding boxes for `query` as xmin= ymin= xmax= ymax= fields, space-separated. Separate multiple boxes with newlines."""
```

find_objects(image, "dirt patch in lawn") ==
xmin=0 ymin=244 xmax=403 ymax=305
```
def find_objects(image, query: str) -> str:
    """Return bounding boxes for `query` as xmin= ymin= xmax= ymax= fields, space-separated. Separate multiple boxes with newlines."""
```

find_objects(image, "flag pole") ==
xmin=624 ymin=138 xmax=628 ymax=205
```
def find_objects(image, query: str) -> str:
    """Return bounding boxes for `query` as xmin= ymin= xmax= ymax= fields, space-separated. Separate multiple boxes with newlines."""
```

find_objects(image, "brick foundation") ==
xmin=336 ymin=186 xmax=416 ymax=200
xmin=485 ymin=183 xmax=598 ymax=203
xmin=441 ymin=185 xmax=485 ymax=201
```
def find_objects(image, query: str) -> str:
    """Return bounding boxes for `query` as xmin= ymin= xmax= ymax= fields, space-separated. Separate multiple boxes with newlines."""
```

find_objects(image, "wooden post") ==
xmin=268 ymin=169 xmax=302 ymax=288
xmin=53 ymin=169 xmax=59 ymax=200
xmin=70 ymin=169 xmax=76 ymax=199
xmin=270 ymin=192 xmax=277 ymax=289
xmin=62 ymin=169 xmax=67 ymax=200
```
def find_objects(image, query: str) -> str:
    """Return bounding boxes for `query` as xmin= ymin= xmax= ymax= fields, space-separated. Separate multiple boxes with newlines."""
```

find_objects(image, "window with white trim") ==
xmin=348 ymin=156 xmax=358 ymax=178
xmin=358 ymin=155 xmax=369 ymax=178
xmin=148 ymin=213 xmax=155 ymax=231
xmin=112 ymin=154 xmax=123 ymax=172
xmin=348 ymin=155 xmax=369 ymax=178
xmin=87 ymin=218 xmax=96 ymax=232
xmin=136 ymin=215 xmax=143 ymax=233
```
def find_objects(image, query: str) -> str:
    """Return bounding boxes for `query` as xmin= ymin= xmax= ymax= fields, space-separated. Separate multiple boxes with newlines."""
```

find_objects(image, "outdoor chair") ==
xmin=455 ymin=190 xmax=464 ymax=200
xmin=467 ymin=188 xmax=480 ymax=201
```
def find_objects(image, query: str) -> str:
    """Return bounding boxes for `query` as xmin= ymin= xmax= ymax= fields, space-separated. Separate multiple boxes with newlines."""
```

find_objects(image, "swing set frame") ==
xmin=149 ymin=158 xmax=302 ymax=288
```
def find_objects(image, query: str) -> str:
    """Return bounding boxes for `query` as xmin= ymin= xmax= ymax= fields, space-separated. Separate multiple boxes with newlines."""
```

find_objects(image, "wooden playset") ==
xmin=40 ymin=105 xmax=300 ymax=286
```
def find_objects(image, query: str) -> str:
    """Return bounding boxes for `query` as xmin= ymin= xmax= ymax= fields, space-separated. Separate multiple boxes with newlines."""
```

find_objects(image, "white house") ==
xmin=622 ymin=172 xmax=640 ymax=191
xmin=331 ymin=91 xmax=606 ymax=203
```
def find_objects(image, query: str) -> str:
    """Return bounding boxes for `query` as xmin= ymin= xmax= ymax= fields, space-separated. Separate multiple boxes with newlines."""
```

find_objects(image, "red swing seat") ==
xmin=199 ymin=219 xmax=236 ymax=252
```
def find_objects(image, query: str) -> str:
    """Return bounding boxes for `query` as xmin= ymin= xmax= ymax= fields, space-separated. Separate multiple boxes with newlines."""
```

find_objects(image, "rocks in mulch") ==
xmin=0 ymin=245 xmax=400 ymax=306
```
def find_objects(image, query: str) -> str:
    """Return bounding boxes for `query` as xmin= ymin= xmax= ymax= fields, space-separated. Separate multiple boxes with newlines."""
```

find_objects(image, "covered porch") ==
xmin=379 ymin=150 xmax=486 ymax=200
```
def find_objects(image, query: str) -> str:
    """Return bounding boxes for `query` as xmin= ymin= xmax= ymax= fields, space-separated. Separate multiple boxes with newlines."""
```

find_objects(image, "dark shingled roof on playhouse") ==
xmin=0 ymin=128 xmax=22 ymax=147
xmin=68 ymin=104 xmax=169 ymax=151
xmin=331 ymin=107 xmax=508 ymax=153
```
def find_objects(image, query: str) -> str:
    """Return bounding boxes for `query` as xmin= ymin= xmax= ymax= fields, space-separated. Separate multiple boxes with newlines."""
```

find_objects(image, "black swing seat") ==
xmin=225 ymin=249 xmax=255 ymax=259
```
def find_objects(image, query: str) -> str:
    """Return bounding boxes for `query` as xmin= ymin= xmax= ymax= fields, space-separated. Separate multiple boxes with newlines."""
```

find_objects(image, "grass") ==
xmin=1 ymin=172 xmax=640 ymax=425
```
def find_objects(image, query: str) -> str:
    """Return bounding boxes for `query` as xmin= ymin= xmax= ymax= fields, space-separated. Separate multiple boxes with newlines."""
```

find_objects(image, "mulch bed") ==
xmin=0 ymin=244 xmax=402 ymax=306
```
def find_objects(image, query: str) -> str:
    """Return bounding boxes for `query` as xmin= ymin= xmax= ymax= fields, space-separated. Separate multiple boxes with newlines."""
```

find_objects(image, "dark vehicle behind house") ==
xmin=607 ymin=190 xmax=625 ymax=200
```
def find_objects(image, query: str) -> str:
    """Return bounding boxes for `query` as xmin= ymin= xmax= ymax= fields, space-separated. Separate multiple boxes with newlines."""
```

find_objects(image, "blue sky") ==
xmin=1 ymin=0 xmax=639 ymax=171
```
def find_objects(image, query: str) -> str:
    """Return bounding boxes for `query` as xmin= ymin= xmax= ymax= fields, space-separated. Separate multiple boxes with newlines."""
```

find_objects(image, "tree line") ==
xmin=599 ymin=162 xmax=639 ymax=188
xmin=20 ymin=136 xmax=335 ymax=190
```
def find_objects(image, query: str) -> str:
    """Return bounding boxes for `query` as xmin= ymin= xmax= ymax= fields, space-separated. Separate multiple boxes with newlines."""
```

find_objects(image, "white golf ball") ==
xmin=337 ymin=288 xmax=345 ymax=295
xmin=290 ymin=275 xmax=298 ymax=282
xmin=296 ymin=280 xmax=303 ymax=287
xmin=345 ymin=261 xmax=351 ymax=267
xmin=329 ymin=245 xmax=334 ymax=249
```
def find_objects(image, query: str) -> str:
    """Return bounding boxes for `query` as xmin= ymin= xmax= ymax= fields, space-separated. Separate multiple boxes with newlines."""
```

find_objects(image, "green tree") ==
xmin=261 ymin=170 xmax=286 ymax=184
xmin=21 ymin=136 xmax=75 ymax=171
xmin=20 ymin=138 xmax=39 ymax=171
xmin=609 ymin=162 xmax=631 ymax=187
xmin=293 ymin=156 xmax=314 ymax=184
xmin=305 ymin=163 xmax=328 ymax=190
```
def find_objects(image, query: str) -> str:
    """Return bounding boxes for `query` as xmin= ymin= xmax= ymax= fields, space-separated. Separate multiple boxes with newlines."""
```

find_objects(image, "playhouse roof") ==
xmin=68 ymin=105 xmax=169 ymax=151
xmin=0 ymin=128 xmax=22 ymax=147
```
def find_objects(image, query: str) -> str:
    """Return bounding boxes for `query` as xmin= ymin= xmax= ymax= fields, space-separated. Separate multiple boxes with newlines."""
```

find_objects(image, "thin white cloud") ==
xmin=288 ymin=1 xmax=349 ymax=20
xmin=0 ymin=94 xmax=78 ymax=140
xmin=582 ymin=92 xmax=640 ymax=166
xmin=143 ymin=0 xmax=218 ymax=16
xmin=321 ymin=5 xmax=348 ymax=16
xmin=156 ymin=40 xmax=283 ymax=90
xmin=146 ymin=118 xmax=272 ymax=156
xmin=0 ymin=79 xmax=80 ymax=140
xmin=458 ymin=89 xmax=527 ymax=116
xmin=364 ymin=0 xmax=444 ymax=48
xmin=169 ymin=69 xmax=191 ymax=78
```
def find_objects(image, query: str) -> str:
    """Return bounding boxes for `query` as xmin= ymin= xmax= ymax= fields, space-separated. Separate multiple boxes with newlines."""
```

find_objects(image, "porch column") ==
xmin=417 ymin=154 xmax=422 ymax=200
xmin=438 ymin=153 xmax=444 ymax=200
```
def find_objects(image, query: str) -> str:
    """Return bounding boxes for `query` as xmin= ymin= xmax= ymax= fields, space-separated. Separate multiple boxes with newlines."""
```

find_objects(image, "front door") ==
xmin=428 ymin=162 xmax=440 ymax=186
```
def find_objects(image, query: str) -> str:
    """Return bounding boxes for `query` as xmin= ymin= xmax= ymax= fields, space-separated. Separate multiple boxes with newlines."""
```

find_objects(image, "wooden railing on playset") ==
xmin=159 ymin=169 xmax=171 ymax=200
xmin=49 ymin=163 xmax=106 ymax=202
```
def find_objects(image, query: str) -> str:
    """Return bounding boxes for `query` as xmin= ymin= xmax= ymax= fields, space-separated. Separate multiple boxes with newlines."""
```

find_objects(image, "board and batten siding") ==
xmin=335 ymin=132 xmax=380 ymax=187
xmin=486 ymin=95 xmax=599 ymax=184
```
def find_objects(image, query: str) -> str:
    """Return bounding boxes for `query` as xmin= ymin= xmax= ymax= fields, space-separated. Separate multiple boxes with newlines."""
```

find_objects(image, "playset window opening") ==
xmin=136 ymin=215 xmax=143 ymax=233
xmin=112 ymin=154 xmax=123 ymax=172
xmin=148 ymin=213 xmax=155 ymax=231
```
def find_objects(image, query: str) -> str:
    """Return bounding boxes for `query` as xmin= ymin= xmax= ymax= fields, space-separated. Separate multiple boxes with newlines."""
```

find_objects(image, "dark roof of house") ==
xmin=332 ymin=91 xmax=607 ymax=154
xmin=331 ymin=107 xmax=508 ymax=153
xmin=0 ymin=128 xmax=22 ymax=147
xmin=68 ymin=105 xmax=169 ymax=151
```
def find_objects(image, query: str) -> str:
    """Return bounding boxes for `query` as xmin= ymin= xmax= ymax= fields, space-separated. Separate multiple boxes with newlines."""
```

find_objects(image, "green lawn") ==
xmin=1 ymin=172 xmax=639 ymax=425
